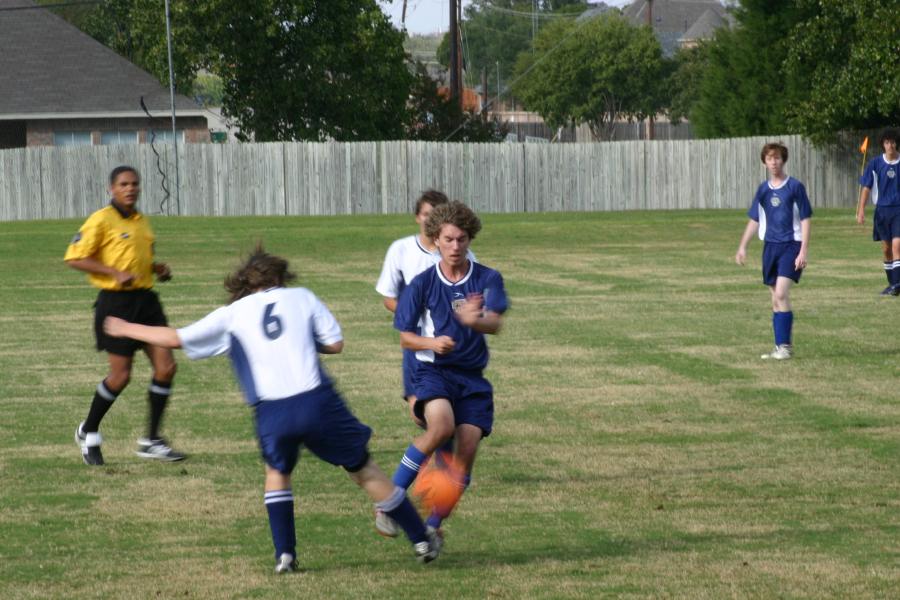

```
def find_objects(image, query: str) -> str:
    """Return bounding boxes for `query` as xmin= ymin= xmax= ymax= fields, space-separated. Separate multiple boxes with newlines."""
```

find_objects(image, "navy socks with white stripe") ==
xmin=392 ymin=444 xmax=428 ymax=489
xmin=83 ymin=380 xmax=121 ymax=433
xmin=884 ymin=261 xmax=893 ymax=285
xmin=773 ymin=311 xmax=793 ymax=346
xmin=890 ymin=261 xmax=900 ymax=286
xmin=265 ymin=489 xmax=295 ymax=560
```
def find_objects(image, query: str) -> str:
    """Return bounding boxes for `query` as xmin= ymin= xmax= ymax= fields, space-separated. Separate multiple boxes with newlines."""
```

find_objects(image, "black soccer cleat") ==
xmin=881 ymin=285 xmax=895 ymax=296
xmin=75 ymin=422 xmax=104 ymax=466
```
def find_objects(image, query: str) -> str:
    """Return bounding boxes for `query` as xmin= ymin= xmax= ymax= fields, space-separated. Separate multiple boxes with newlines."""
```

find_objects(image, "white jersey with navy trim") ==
xmin=375 ymin=234 xmax=476 ymax=299
xmin=394 ymin=261 xmax=509 ymax=371
xmin=177 ymin=287 xmax=342 ymax=405
xmin=860 ymin=154 xmax=900 ymax=207
xmin=747 ymin=177 xmax=813 ymax=243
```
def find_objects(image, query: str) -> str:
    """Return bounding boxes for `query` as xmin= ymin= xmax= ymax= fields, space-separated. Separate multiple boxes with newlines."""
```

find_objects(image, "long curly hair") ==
xmin=224 ymin=245 xmax=296 ymax=303
xmin=425 ymin=200 xmax=482 ymax=241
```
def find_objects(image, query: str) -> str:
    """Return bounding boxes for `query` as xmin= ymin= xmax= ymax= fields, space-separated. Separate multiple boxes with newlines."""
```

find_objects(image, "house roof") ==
xmin=679 ymin=8 xmax=727 ymax=42
xmin=0 ymin=0 xmax=203 ymax=119
xmin=623 ymin=0 xmax=732 ymax=55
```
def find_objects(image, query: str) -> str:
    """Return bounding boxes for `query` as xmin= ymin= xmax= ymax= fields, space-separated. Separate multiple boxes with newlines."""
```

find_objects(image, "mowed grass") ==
xmin=1 ymin=209 xmax=899 ymax=599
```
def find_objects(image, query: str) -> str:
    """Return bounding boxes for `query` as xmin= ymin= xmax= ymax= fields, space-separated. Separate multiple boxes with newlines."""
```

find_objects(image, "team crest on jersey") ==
xmin=451 ymin=291 xmax=466 ymax=312
xmin=770 ymin=195 xmax=781 ymax=207
xmin=70 ymin=232 xmax=81 ymax=244
xmin=888 ymin=169 xmax=896 ymax=179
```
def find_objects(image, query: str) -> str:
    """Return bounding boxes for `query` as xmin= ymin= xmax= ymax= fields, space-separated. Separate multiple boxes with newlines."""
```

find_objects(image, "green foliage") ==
xmin=665 ymin=46 xmax=707 ymax=125
xmin=192 ymin=72 xmax=224 ymax=108
xmin=405 ymin=63 xmax=507 ymax=142
xmin=511 ymin=13 xmax=665 ymax=140
xmin=783 ymin=0 xmax=900 ymax=144
xmin=687 ymin=0 xmax=808 ymax=138
xmin=185 ymin=0 xmax=412 ymax=142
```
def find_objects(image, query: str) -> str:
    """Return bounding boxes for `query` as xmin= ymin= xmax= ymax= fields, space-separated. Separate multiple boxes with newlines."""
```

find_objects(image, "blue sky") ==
xmin=378 ymin=1 xmax=634 ymax=35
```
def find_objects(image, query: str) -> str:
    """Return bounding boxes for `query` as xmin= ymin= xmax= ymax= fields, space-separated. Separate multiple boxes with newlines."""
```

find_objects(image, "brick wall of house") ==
xmin=24 ymin=116 xmax=210 ymax=147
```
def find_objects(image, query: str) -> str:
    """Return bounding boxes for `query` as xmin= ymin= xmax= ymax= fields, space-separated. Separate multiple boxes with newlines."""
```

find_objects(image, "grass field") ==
xmin=1 ymin=209 xmax=899 ymax=599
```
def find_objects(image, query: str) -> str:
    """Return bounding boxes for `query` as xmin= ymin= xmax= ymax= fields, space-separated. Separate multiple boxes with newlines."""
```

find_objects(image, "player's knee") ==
xmin=428 ymin=421 xmax=455 ymax=445
xmin=107 ymin=371 xmax=131 ymax=390
xmin=156 ymin=360 xmax=177 ymax=382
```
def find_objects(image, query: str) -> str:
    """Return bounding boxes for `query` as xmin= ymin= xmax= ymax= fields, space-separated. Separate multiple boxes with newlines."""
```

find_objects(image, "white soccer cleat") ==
xmin=414 ymin=526 xmax=443 ymax=564
xmin=761 ymin=344 xmax=793 ymax=360
xmin=374 ymin=508 xmax=400 ymax=538
xmin=274 ymin=553 xmax=298 ymax=574
xmin=135 ymin=438 xmax=186 ymax=462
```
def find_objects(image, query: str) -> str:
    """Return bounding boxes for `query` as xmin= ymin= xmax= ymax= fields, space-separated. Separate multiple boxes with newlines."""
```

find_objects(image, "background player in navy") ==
xmin=388 ymin=201 xmax=508 ymax=542
xmin=104 ymin=247 xmax=440 ymax=572
xmin=856 ymin=128 xmax=900 ymax=295
xmin=735 ymin=142 xmax=812 ymax=360
xmin=65 ymin=166 xmax=183 ymax=465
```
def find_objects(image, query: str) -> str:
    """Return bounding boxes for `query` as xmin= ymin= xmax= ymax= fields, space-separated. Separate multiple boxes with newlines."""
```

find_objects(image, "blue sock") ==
xmin=773 ymin=311 xmax=793 ymax=346
xmin=392 ymin=444 xmax=428 ymax=489
xmin=425 ymin=473 xmax=470 ymax=529
xmin=376 ymin=486 xmax=426 ymax=544
xmin=892 ymin=262 xmax=900 ymax=285
xmin=264 ymin=489 xmax=295 ymax=559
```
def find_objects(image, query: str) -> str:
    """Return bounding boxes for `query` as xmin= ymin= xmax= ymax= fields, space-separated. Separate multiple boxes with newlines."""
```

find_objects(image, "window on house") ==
xmin=147 ymin=129 xmax=185 ymax=144
xmin=101 ymin=130 xmax=138 ymax=145
xmin=54 ymin=131 xmax=92 ymax=146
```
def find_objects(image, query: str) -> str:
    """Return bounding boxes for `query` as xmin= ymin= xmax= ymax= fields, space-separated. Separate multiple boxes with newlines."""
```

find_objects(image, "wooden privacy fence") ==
xmin=0 ymin=136 xmax=863 ymax=221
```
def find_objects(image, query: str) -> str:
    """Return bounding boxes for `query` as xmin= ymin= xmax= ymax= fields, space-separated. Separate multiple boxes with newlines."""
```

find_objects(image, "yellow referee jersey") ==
xmin=64 ymin=204 xmax=156 ymax=290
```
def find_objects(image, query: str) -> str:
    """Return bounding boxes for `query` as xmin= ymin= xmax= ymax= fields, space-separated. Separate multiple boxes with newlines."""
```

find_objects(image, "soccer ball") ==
xmin=412 ymin=451 xmax=465 ymax=516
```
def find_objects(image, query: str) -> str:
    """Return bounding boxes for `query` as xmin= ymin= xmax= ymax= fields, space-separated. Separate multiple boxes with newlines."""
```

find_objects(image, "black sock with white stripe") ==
xmin=147 ymin=379 xmax=172 ymax=440
xmin=885 ymin=261 xmax=893 ymax=285
xmin=83 ymin=380 xmax=121 ymax=433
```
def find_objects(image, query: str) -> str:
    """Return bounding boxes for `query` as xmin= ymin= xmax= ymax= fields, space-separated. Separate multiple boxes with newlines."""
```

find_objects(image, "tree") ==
xmin=783 ymin=0 xmax=900 ymax=144
xmin=511 ymin=13 xmax=664 ymax=140
xmin=686 ymin=1 xmax=812 ymax=138
xmin=405 ymin=63 xmax=506 ymax=142
xmin=186 ymin=0 xmax=412 ymax=141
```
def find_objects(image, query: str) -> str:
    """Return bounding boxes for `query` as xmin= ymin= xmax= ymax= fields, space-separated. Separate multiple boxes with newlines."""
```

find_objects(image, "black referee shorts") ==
xmin=93 ymin=289 xmax=168 ymax=356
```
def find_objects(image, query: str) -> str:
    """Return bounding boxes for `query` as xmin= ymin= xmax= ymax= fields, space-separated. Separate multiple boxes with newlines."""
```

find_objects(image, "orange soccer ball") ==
xmin=412 ymin=452 xmax=465 ymax=516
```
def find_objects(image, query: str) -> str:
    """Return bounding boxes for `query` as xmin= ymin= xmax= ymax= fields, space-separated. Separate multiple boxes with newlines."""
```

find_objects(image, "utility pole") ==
xmin=449 ymin=0 xmax=461 ymax=106
xmin=532 ymin=0 xmax=537 ymax=52
xmin=481 ymin=68 xmax=488 ymax=115
xmin=644 ymin=0 xmax=655 ymax=141
xmin=401 ymin=0 xmax=407 ymax=29
xmin=163 ymin=0 xmax=180 ymax=215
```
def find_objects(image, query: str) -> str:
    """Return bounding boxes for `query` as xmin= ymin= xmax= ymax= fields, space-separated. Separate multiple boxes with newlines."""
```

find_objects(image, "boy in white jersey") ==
xmin=736 ymin=142 xmax=812 ymax=360
xmin=856 ymin=128 xmax=900 ymax=295
xmin=104 ymin=247 xmax=440 ymax=572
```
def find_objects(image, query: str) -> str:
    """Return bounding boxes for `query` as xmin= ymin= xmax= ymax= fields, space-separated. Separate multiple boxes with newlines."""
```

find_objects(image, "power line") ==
xmin=0 ymin=1 xmax=102 ymax=11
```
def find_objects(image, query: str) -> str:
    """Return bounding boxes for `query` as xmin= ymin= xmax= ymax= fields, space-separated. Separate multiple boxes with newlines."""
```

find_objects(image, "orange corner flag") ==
xmin=860 ymin=136 xmax=869 ymax=154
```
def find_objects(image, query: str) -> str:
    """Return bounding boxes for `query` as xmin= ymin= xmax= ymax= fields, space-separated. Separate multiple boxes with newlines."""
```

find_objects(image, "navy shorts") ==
xmin=761 ymin=241 xmax=803 ymax=286
xmin=254 ymin=384 xmax=372 ymax=474
xmin=94 ymin=289 xmax=168 ymax=356
xmin=413 ymin=363 xmax=494 ymax=437
xmin=873 ymin=205 xmax=900 ymax=242
xmin=401 ymin=348 xmax=419 ymax=399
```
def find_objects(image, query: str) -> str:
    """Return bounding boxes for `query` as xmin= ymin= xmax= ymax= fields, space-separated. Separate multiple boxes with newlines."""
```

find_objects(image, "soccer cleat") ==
xmin=414 ymin=526 xmax=443 ymax=564
xmin=135 ymin=438 xmax=186 ymax=462
xmin=374 ymin=508 xmax=400 ymax=538
xmin=890 ymin=284 xmax=900 ymax=297
xmin=274 ymin=553 xmax=298 ymax=574
xmin=760 ymin=344 xmax=793 ymax=360
xmin=75 ymin=422 xmax=104 ymax=466
xmin=880 ymin=285 xmax=895 ymax=296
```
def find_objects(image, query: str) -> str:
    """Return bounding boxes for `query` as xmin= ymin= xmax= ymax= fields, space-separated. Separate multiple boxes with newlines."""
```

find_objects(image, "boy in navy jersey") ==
xmin=387 ymin=201 xmax=508 ymax=543
xmin=856 ymin=128 xmax=900 ymax=295
xmin=736 ymin=142 xmax=812 ymax=360
xmin=103 ymin=248 xmax=440 ymax=572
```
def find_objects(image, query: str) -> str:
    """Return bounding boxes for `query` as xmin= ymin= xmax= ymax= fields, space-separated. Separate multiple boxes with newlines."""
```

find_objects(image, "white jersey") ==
xmin=177 ymin=287 xmax=342 ymax=405
xmin=375 ymin=234 xmax=476 ymax=298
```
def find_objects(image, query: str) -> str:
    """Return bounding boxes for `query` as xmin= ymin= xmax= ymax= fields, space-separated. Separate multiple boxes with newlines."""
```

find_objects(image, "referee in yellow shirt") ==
xmin=65 ymin=166 xmax=185 ymax=465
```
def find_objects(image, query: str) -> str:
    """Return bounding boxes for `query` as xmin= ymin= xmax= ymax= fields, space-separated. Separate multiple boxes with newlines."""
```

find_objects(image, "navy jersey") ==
xmin=859 ymin=154 xmax=900 ymax=208
xmin=395 ymin=261 xmax=508 ymax=371
xmin=747 ymin=177 xmax=812 ymax=242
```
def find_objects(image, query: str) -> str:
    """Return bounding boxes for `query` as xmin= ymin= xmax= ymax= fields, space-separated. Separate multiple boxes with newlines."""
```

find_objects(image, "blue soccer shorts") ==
xmin=254 ymin=384 xmax=372 ymax=474
xmin=761 ymin=241 xmax=803 ymax=286
xmin=873 ymin=205 xmax=900 ymax=242
xmin=401 ymin=348 xmax=419 ymax=400
xmin=413 ymin=363 xmax=494 ymax=437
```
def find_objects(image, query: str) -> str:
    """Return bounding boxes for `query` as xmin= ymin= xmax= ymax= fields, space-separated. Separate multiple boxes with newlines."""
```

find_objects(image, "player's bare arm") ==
xmin=735 ymin=220 xmax=759 ymax=266
xmin=382 ymin=296 xmax=398 ymax=313
xmin=795 ymin=218 xmax=811 ymax=270
xmin=66 ymin=257 xmax=135 ymax=286
xmin=104 ymin=317 xmax=182 ymax=349
xmin=153 ymin=262 xmax=172 ymax=282
xmin=856 ymin=187 xmax=870 ymax=225
xmin=454 ymin=294 xmax=502 ymax=334
xmin=399 ymin=331 xmax=455 ymax=354
xmin=317 ymin=340 xmax=344 ymax=354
